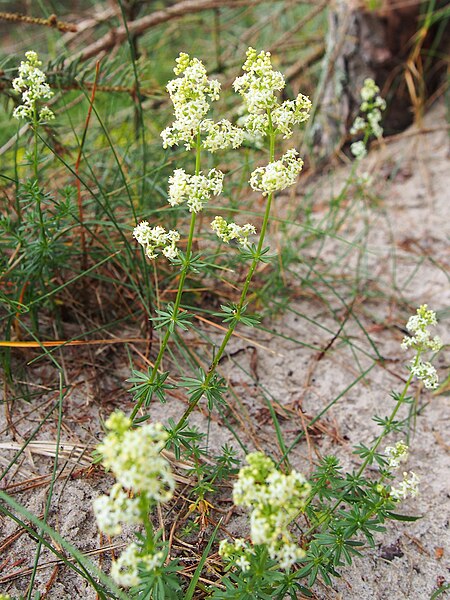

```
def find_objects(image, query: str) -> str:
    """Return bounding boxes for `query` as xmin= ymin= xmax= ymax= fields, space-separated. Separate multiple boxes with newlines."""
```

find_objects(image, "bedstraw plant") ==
xmin=90 ymin=49 xmax=443 ymax=598
xmin=0 ymin=44 xmax=443 ymax=600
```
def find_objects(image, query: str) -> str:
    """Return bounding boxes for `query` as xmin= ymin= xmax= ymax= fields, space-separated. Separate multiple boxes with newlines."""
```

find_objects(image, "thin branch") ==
xmin=69 ymin=0 xmax=310 ymax=64
xmin=0 ymin=11 xmax=77 ymax=32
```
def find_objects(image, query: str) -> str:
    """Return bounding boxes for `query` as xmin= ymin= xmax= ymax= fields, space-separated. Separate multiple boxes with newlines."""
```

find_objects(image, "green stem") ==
xmin=33 ymin=107 xmax=39 ymax=182
xmin=303 ymin=353 xmax=420 ymax=537
xmin=32 ymin=108 xmax=47 ymax=259
xmin=172 ymin=117 xmax=276 ymax=434
xmin=130 ymin=132 xmax=201 ymax=422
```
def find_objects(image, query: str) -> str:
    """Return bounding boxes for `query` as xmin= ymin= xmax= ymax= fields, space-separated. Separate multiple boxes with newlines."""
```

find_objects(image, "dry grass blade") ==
xmin=0 ymin=338 xmax=148 ymax=348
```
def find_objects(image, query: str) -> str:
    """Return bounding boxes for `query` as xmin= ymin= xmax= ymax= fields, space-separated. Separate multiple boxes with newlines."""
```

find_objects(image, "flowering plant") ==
xmin=94 ymin=50 xmax=442 ymax=597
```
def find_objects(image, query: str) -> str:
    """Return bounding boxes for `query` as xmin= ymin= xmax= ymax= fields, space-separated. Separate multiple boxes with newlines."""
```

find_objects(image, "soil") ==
xmin=1 ymin=100 xmax=449 ymax=600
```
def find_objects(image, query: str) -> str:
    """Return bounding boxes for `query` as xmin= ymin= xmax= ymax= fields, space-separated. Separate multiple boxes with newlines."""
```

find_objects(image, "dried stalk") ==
xmin=0 ymin=11 xmax=77 ymax=32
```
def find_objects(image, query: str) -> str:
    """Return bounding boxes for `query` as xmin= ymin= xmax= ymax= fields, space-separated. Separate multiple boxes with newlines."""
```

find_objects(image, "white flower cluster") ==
xmin=229 ymin=452 xmax=310 ymax=570
xmin=390 ymin=471 xmax=420 ymax=501
xmin=168 ymin=167 xmax=223 ymax=213
xmin=210 ymin=216 xmax=256 ymax=248
xmin=234 ymin=47 xmax=311 ymax=139
xmin=384 ymin=441 xmax=408 ymax=470
xmin=350 ymin=140 xmax=367 ymax=160
xmin=202 ymin=119 xmax=244 ymax=152
xmin=401 ymin=305 xmax=442 ymax=389
xmin=110 ymin=542 xmax=165 ymax=588
xmin=133 ymin=221 xmax=180 ymax=260
xmin=161 ymin=52 xmax=221 ymax=150
xmin=218 ymin=538 xmax=255 ymax=572
xmin=93 ymin=411 xmax=175 ymax=587
xmin=410 ymin=360 xmax=439 ymax=390
xmin=350 ymin=77 xmax=386 ymax=159
xmin=93 ymin=482 xmax=142 ymax=536
xmin=97 ymin=411 xmax=175 ymax=501
xmin=249 ymin=148 xmax=304 ymax=195
xmin=12 ymin=51 xmax=55 ymax=122
xmin=401 ymin=305 xmax=442 ymax=352
xmin=234 ymin=47 xmax=285 ymax=113
xmin=272 ymin=94 xmax=312 ymax=138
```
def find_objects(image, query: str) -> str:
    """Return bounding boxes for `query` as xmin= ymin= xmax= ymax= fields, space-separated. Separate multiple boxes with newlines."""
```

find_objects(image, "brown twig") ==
xmin=69 ymin=0 xmax=309 ymax=64
xmin=0 ymin=12 xmax=77 ymax=32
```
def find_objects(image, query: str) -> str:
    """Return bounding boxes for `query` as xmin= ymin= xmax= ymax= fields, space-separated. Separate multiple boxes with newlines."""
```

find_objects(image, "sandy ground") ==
xmin=1 ymin=101 xmax=449 ymax=599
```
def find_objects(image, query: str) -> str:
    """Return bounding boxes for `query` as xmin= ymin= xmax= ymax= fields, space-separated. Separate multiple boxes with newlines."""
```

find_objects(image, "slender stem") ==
xmin=33 ymin=107 xmax=39 ymax=182
xmin=172 ymin=118 xmax=276 ymax=434
xmin=130 ymin=132 xmax=201 ymax=421
xmin=303 ymin=354 xmax=420 ymax=537
xmin=32 ymin=108 xmax=47 ymax=253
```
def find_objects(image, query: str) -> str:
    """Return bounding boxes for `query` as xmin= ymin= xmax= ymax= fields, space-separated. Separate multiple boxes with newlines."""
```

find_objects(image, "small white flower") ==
xmin=384 ymin=441 xmax=409 ymax=470
xmin=249 ymin=148 xmax=304 ymax=195
xmin=111 ymin=543 xmax=163 ymax=587
xmin=111 ymin=543 xmax=141 ymax=587
xmin=202 ymin=119 xmax=244 ymax=152
xmin=233 ymin=47 xmax=285 ymax=114
xmin=235 ymin=555 xmax=251 ymax=572
xmin=12 ymin=51 xmax=54 ymax=122
xmin=350 ymin=77 xmax=386 ymax=158
xmin=350 ymin=116 xmax=366 ymax=135
xmin=401 ymin=306 xmax=442 ymax=388
xmin=161 ymin=52 xmax=221 ymax=149
xmin=133 ymin=221 xmax=180 ymax=261
xmin=410 ymin=359 xmax=439 ymax=389
xmin=360 ymin=78 xmax=380 ymax=102
xmin=269 ymin=542 xmax=304 ymax=571
xmin=350 ymin=140 xmax=367 ymax=160
xmin=168 ymin=168 xmax=224 ymax=213
xmin=211 ymin=216 xmax=256 ymax=248
xmin=93 ymin=483 xmax=142 ymax=535
xmin=390 ymin=471 xmax=420 ymax=501
xmin=271 ymin=93 xmax=312 ymax=138
xmin=98 ymin=411 xmax=175 ymax=501
xmin=232 ymin=452 xmax=309 ymax=571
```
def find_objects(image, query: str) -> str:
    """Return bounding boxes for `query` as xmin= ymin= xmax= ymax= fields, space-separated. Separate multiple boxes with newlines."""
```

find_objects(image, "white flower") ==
xmin=350 ymin=77 xmax=386 ymax=158
xmin=368 ymin=108 xmax=383 ymax=138
xmin=167 ymin=169 xmax=189 ymax=207
xmin=271 ymin=93 xmax=312 ymax=138
xmin=93 ymin=483 xmax=142 ymax=535
xmin=384 ymin=441 xmax=409 ymax=470
xmin=98 ymin=411 xmax=175 ymax=501
xmin=235 ymin=555 xmax=251 ymax=572
xmin=111 ymin=543 xmax=141 ymax=587
xmin=12 ymin=51 xmax=54 ymax=122
xmin=133 ymin=221 xmax=180 ymax=261
xmin=202 ymin=119 xmax=244 ymax=152
xmin=240 ymin=112 xmax=270 ymax=137
xmin=110 ymin=543 xmax=164 ymax=587
xmin=269 ymin=542 xmax=304 ymax=571
xmin=405 ymin=304 xmax=438 ymax=332
xmin=167 ymin=168 xmax=224 ymax=213
xmin=350 ymin=140 xmax=367 ymax=160
xmin=233 ymin=47 xmax=285 ymax=114
xmin=410 ymin=359 xmax=439 ymax=389
xmin=161 ymin=52 xmax=221 ymax=150
xmin=401 ymin=306 xmax=442 ymax=388
xmin=211 ymin=216 xmax=256 ymax=248
xmin=360 ymin=78 xmax=380 ymax=102
xmin=249 ymin=148 xmax=304 ymax=195
xmin=232 ymin=452 xmax=310 ymax=570
xmin=390 ymin=471 xmax=420 ymax=501
xmin=350 ymin=116 xmax=366 ymax=135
